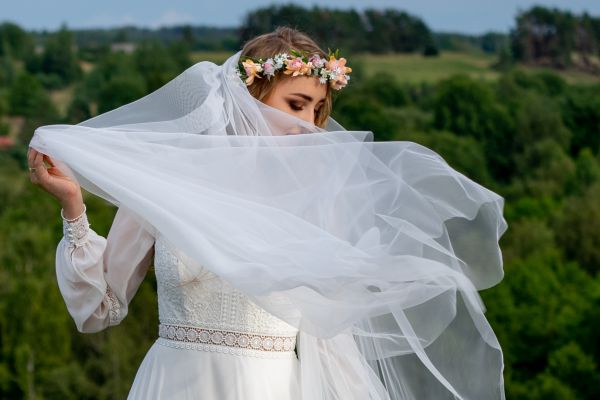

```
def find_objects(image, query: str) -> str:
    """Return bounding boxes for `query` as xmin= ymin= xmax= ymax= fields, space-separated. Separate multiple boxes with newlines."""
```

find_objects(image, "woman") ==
xmin=28 ymin=27 xmax=508 ymax=399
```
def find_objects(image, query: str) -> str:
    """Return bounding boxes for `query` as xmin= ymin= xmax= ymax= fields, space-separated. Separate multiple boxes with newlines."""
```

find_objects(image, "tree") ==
xmin=45 ymin=24 xmax=81 ymax=85
xmin=0 ymin=22 xmax=34 ymax=59
xmin=552 ymin=183 xmax=600 ymax=274
xmin=561 ymin=86 xmax=600 ymax=155
xmin=133 ymin=39 xmax=178 ymax=92
xmin=432 ymin=74 xmax=514 ymax=182
xmin=8 ymin=73 xmax=57 ymax=119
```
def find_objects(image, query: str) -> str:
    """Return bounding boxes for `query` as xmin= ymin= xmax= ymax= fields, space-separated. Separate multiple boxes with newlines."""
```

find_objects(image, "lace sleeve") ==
xmin=56 ymin=205 xmax=155 ymax=333
xmin=61 ymin=204 xmax=91 ymax=248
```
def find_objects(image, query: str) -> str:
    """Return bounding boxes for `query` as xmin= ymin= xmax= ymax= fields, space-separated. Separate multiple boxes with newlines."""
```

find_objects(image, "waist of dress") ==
xmin=157 ymin=322 xmax=298 ymax=358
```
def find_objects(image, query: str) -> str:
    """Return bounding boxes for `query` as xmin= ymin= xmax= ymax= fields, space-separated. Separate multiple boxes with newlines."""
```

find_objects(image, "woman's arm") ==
xmin=57 ymin=205 xmax=155 ymax=333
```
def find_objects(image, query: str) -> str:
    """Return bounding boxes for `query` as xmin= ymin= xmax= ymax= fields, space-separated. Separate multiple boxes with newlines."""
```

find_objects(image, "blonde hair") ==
xmin=240 ymin=26 xmax=333 ymax=129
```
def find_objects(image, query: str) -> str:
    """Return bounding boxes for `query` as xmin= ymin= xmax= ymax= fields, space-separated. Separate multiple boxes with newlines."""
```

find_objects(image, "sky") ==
xmin=1 ymin=0 xmax=598 ymax=35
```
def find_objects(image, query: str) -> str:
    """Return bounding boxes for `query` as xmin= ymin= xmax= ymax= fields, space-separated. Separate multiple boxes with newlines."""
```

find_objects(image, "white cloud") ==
xmin=153 ymin=10 xmax=194 ymax=28
xmin=81 ymin=13 xmax=139 ymax=29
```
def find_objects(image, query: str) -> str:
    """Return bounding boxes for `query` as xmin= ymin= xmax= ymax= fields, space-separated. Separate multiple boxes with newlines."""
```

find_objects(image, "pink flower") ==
xmin=263 ymin=59 xmax=276 ymax=77
xmin=308 ymin=54 xmax=325 ymax=68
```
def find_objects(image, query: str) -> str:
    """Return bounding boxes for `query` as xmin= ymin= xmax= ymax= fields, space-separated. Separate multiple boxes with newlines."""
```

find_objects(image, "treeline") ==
xmin=238 ymin=4 xmax=438 ymax=55
xmin=70 ymin=25 xmax=238 ymax=52
xmin=0 ymin=22 xmax=195 ymax=152
xmin=6 ymin=5 xmax=598 ymax=64
xmin=509 ymin=6 xmax=600 ymax=71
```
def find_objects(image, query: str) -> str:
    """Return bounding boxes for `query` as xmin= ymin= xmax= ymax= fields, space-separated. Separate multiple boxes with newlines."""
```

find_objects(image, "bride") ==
xmin=27 ymin=26 xmax=508 ymax=399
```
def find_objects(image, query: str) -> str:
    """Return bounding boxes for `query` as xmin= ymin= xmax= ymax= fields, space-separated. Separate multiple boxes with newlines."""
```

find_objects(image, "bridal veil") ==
xmin=29 ymin=49 xmax=508 ymax=400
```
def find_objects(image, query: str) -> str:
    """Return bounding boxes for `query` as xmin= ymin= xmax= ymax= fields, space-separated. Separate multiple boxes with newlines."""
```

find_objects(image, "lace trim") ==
xmin=159 ymin=317 xmax=299 ymax=337
xmin=61 ymin=204 xmax=90 ymax=248
xmin=155 ymin=337 xmax=298 ymax=359
xmin=158 ymin=323 xmax=297 ymax=353
xmin=105 ymin=286 xmax=121 ymax=325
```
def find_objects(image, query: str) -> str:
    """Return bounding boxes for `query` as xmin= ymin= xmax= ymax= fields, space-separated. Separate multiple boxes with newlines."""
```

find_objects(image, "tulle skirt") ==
xmin=128 ymin=338 xmax=301 ymax=399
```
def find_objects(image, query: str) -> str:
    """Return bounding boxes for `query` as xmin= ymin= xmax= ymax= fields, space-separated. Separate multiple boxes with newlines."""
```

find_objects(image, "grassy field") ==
xmin=353 ymin=51 xmax=500 ymax=83
xmin=191 ymin=50 xmax=600 ymax=86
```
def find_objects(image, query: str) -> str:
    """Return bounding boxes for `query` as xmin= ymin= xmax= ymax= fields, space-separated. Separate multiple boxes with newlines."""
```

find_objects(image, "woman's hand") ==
xmin=28 ymin=147 xmax=84 ymax=219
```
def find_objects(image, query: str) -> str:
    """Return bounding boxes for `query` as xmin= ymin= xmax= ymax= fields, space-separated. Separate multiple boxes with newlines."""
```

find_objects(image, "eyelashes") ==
xmin=289 ymin=102 xmax=322 ymax=114
xmin=289 ymin=102 xmax=303 ymax=111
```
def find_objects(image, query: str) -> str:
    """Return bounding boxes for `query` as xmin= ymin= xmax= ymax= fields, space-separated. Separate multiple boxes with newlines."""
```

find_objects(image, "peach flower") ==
xmin=330 ymin=75 xmax=350 ymax=90
xmin=325 ymin=55 xmax=352 ymax=76
xmin=283 ymin=56 xmax=313 ymax=77
xmin=242 ymin=59 xmax=263 ymax=85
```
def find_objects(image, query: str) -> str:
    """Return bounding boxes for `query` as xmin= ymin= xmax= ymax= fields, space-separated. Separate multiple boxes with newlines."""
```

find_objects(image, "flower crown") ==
xmin=235 ymin=48 xmax=352 ymax=90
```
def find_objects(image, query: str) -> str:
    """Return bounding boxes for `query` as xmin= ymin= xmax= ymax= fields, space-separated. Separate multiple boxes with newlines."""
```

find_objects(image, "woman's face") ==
xmin=262 ymin=76 xmax=327 ymax=127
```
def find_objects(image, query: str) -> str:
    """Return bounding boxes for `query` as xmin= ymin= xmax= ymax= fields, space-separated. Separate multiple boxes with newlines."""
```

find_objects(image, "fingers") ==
xmin=28 ymin=148 xmax=56 ymax=183
xmin=29 ymin=151 xmax=40 ymax=184
xmin=43 ymin=154 xmax=55 ymax=167
xmin=27 ymin=147 xmax=37 ymax=167
xmin=29 ymin=150 xmax=48 ymax=185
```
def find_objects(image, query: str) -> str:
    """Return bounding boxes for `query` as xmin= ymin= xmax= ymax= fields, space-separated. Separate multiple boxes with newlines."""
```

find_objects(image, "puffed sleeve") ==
xmin=56 ymin=204 xmax=155 ymax=333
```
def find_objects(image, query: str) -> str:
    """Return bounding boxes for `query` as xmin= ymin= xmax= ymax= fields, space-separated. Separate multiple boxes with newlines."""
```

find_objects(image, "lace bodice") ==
xmin=153 ymin=233 xmax=299 ymax=337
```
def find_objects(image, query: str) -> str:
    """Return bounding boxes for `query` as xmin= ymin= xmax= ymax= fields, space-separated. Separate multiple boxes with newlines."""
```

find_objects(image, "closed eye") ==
xmin=289 ymin=102 xmax=303 ymax=111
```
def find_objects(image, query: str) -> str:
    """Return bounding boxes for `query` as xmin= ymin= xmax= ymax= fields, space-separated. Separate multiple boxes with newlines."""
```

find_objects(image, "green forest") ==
xmin=1 ymin=4 xmax=599 ymax=399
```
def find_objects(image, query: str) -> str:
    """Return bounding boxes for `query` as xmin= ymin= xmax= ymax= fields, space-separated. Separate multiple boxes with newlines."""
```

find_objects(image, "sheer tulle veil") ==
xmin=29 ymin=49 xmax=508 ymax=400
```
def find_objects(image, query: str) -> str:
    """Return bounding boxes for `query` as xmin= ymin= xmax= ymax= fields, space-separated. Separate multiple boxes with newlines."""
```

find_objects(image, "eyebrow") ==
xmin=289 ymin=93 xmax=326 ymax=104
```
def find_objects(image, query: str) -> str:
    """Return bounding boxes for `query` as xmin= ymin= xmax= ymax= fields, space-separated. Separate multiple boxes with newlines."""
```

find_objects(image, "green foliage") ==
xmin=432 ymin=74 xmax=514 ymax=181
xmin=27 ymin=24 xmax=82 ymax=88
xmin=133 ymin=39 xmax=179 ymax=92
xmin=333 ymin=95 xmax=397 ymax=141
xmin=513 ymin=138 xmax=575 ymax=198
xmin=552 ymin=183 xmax=600 ymax=274
xmin=239 ymin=5 xmax=436 ymax=55
xmin=561 ymin=85 xmax=600 ymax=155
xmin=399 ymin=130 xmax=493 ymax=186
xmin=66 ymin=95 xmax=92 ymax=124
xmin=547 ymin=341 xmax=600 ymax=399
xmin=0 ymin=51 xmax=17 ymax=87
xmin=573 ymin=148 xmax=600 ymax=192
xmin=97 ymin=76 xmax=146 ymax=114
xmin=0 ymin=165 xmax=158 ymax=398
xmin=0 ymin=22 xmax=34 ymax=59
xmin=500 ymin=217 xmax=555 ymax=262
xmin=433 ymin=74 xmax=498 ymax=139
xmin=504 ymin=196 xmax=558 ymax=222
xmin=8 ymin=73 xmax=58 ymax=120
xmin=81 ymin=52 xmax=139 ymax=102
xmin=511 ymin=6 xmax=599 ymax=69
xmin=359 ymin=72 xmax=409 ymax=108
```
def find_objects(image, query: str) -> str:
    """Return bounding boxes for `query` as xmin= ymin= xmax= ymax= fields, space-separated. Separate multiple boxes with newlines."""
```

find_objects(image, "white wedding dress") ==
xmin=57 ymin=205 xmax=301 ymax=399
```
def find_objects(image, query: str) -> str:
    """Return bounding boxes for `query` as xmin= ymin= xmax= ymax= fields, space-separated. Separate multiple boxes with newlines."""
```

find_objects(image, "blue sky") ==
xmin=2 ymin=0 xmax=598 ymax=34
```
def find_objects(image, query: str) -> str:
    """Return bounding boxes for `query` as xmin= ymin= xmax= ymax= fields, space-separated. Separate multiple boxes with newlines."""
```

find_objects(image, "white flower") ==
xmin=274 ymin=52 xmax=288 ymax=67
xmin=319 ymin=76 xmax=327 ymax=84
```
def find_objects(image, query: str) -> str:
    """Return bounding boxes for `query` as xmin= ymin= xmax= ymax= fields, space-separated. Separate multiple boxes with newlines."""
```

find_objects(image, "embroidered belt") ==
xmin=158 ymin=323 xmax=297 ymax=353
